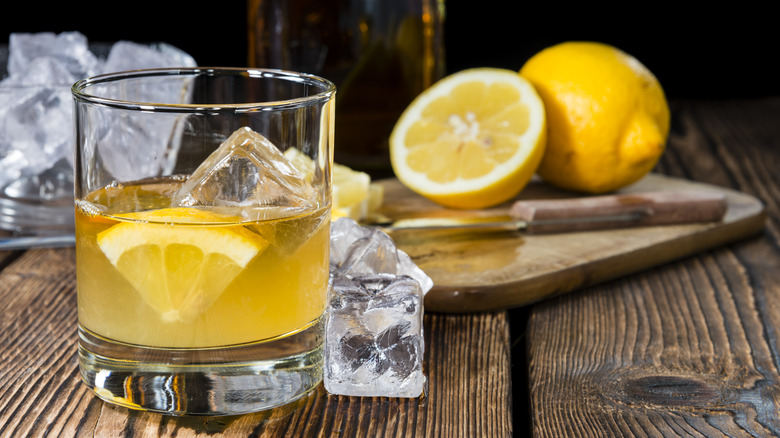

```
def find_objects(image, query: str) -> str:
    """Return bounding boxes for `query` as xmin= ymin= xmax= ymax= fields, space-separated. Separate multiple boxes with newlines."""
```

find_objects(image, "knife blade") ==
xmin=375 ymin=190 xmax=728 ymax=234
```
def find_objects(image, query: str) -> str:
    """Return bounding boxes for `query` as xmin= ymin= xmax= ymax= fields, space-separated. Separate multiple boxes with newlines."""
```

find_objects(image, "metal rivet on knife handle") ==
xmin=509 ymin=190 xmax=729 ymax=234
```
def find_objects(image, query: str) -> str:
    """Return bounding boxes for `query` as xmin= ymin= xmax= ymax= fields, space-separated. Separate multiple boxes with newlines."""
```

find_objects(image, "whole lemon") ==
xmin=519 ymin=41 xmax=670 ymax=193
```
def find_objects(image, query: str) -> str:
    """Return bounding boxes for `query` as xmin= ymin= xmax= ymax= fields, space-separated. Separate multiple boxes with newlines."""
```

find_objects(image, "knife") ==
xmin=0 ymin=191 xmax=730 ymax=250
xmin=375 ymin=190 xmax=728 ymax=234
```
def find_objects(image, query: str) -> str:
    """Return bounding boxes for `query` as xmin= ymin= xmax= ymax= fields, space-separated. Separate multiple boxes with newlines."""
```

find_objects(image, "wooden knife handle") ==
xmin=509 ymin=190 xmax=728 ymax=233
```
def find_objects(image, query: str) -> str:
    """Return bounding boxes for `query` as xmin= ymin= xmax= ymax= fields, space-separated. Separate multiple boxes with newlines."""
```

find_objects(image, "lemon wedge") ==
xmin=333 ymin=164 xmax=371 ymax=210
xmin=284 ymin=148 xmax=383 ymax=220
xmin=97 ymin=207 xmax=266 ymax=323
xmin=389 ymin=67 xmax=547 ymax=209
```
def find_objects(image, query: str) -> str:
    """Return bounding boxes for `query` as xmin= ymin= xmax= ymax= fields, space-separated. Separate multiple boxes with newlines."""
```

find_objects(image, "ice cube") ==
xmin=1 ymin=32 xmax=197 ymax=190
xmin=102 ymin=41 xmax=196 ymax=74
xmin=325 ymin=273 xmax=425 ymax=398
xmin=172 ymin=127 xmax=317 ymax=221
xmin=0 ymin=57 xmax=75 ymax=189
xmin=330 ymin=218 xmax=433 ymax=295
xmin=8 ymin=31 xmax=101 ymax=81
xmin=89 ymin=49 xmax=195 ymax=183
xmin=1 ymin=56 xmax=76 ymax=88
xmin=93 ymin=110 xmax=185 ymax=183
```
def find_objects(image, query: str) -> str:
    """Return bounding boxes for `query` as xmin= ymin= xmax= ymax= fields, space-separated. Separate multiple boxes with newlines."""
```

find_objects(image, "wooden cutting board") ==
xmin=375 ymin=174 xmax=766 ymax=313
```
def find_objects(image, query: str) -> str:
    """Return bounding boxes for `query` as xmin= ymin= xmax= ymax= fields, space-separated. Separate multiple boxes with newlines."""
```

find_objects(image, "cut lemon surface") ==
xmin=97 ymin=207 xmax=267 ymax=323
xmin=390 ymin=68 xmax=547 ymax=209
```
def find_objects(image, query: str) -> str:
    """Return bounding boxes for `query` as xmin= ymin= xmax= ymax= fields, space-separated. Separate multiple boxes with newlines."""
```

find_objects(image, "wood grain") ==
xmin=0 ymin=247 xmax=512 ymax=437
xmin=379 ymin=174 xmax=765 ymax=313
xmin=527 ymin=97 xmax=780 ymax=436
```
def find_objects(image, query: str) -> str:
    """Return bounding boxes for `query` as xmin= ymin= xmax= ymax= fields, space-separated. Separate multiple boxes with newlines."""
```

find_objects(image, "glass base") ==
xmin=78 ymin=317 xmax=324 ymax=416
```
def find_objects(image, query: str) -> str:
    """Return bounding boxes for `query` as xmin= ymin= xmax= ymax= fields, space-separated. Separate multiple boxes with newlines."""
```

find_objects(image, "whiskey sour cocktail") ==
xmin=72 ymin=69 xmax=335 ymax=415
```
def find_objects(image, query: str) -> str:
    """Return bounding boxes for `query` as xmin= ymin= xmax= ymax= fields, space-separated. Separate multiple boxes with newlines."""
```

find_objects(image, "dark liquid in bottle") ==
xmin=248 ymin=0 xmax=445 ymax=178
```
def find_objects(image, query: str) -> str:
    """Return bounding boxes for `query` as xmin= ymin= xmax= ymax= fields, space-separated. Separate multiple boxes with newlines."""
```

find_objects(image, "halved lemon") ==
xmin=389 ymin=68 xmax=547 ymax=209
xmin=97 ymin=207 xmax=267 ymax=323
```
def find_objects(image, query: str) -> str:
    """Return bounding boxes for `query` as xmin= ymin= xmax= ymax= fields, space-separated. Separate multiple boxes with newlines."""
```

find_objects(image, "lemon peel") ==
xmin=520 ymin=41 xmax=670 ymax=193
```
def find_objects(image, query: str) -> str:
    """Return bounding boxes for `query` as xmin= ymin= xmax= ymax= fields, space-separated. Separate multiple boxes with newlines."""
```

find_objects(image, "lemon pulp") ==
xmin=97 ymin=208 xmax=267 ymax=323
xmin=390 ymin=67 xmax=546 ymax=209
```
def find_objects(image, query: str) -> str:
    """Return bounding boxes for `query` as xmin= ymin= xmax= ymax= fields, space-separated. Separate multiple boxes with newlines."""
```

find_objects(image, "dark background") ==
xmin=1 ymin=1 xmax=777 ymax=99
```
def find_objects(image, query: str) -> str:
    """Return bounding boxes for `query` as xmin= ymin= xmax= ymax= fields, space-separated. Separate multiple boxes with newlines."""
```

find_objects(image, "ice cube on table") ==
xmin=325 ymin=273 xmax=425 ymax=398
xmin=330 ymin=217 xmax=433 ymax=295
xmin=325 ymin=218 xmax=433 ymax=397
xmin=173 ymin=127 xmax=317 ymax=221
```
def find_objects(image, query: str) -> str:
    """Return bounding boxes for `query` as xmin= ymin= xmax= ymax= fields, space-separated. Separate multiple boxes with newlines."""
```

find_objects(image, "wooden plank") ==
xmin=378 ymin=173 xmax=766 ymax=313
xmin=528 ymin=246 xmax=780 ymax=437
xmin=0 ymin=247 xmax=512 ymax=437
xmin=526 ymin=97 xmax=780 ymax=436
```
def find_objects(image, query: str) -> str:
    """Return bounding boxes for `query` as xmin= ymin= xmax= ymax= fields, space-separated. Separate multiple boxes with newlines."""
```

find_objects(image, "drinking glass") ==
xmin=72 ymin=68 xmax=335 ymax=416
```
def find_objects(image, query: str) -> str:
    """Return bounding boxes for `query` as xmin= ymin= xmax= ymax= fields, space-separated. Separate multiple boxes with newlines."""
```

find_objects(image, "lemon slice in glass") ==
xmin=97 ymin=207 xmax=267 ymax=323
xmin=389 ymin=68 xmax=547 ymax=209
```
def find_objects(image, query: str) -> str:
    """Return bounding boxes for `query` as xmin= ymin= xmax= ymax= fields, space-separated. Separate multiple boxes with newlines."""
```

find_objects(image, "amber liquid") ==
xmin=75 ymin=177 xmax=329 ymax=415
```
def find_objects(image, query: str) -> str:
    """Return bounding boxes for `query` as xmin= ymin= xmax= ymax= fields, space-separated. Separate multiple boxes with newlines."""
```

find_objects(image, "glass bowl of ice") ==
xmin=0 ymin=32 xmax=195 ymax=242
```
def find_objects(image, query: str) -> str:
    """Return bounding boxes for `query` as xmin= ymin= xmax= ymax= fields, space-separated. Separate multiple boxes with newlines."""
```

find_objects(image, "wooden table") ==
xmin=0 ymin=240 xmax=511 ymax=433
xmin=523 ymin=97 xmax=780 ymax=436
xmin=1 ymin=97 xmax=776 ymax=437
xmin=0 ymin=252 xmax=511 ymax=437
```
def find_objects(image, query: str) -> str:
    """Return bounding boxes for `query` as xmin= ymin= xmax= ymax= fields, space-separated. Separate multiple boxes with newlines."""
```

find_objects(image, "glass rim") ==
xmin=71 ymin=67 xmax=337 ymax=112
